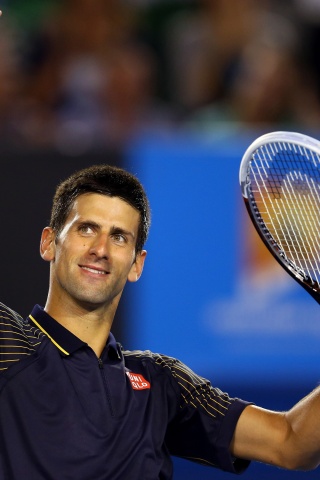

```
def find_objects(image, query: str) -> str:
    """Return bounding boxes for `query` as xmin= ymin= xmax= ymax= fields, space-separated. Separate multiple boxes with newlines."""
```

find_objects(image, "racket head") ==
xmin=239 ymin=131 xmax=320 ymax=304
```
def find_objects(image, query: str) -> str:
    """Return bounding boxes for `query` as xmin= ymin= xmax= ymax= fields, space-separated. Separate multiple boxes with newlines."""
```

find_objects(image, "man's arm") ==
xmin=230 ymin=386 xmax=320 ymax=471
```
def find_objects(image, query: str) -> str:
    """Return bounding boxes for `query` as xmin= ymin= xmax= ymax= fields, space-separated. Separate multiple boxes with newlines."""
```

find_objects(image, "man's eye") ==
xmin=113 ymin=234 xmax=126 ymax=244
xmin=79 ymin=225 xmax=94 ymax=235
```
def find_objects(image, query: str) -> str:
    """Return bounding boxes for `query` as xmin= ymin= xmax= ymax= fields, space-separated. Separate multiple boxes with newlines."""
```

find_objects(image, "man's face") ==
xmin=41 ymin=193 xmax=146 ymax=311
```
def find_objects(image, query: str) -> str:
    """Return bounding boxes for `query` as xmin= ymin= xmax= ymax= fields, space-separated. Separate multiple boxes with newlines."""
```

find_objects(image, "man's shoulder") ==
xmin=122 ymin=347 xmax=188 ymax=377
xmin=0 ymin=302 xmax=24 ymax=326
xmin=0 ymin=302 xmax=45 ymax=372
xmin=122 ymin=348 xmax=175 ymax=365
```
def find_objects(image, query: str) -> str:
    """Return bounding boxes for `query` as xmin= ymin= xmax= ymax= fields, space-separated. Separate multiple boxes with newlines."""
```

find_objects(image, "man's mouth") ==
xmin=80 ymin=266 xmax=108 ymax=275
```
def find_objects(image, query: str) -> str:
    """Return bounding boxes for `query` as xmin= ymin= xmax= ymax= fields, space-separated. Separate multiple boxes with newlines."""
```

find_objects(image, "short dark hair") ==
xmin=50 ymin=164 xmax=151 ymax=253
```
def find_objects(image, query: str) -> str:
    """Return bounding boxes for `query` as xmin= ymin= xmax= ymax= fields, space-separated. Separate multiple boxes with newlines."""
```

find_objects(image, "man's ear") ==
xmin=128 ymin=250 xmax=147 ymax=283
xmin=40 ymin=227 xmax=56 ymax=262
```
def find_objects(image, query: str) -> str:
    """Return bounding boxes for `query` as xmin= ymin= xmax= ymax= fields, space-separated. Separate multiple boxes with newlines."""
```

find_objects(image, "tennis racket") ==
xmin=239 ymin=131 xmax=320 ymax=304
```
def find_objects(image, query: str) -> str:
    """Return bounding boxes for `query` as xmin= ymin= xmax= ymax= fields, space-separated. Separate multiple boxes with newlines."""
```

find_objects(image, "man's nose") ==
xmin=88 ymin=234 xmax=110 ymax=258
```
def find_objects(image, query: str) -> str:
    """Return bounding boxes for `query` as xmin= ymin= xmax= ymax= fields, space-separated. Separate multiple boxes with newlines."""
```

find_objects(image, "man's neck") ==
xmin=44 ymin=300 xmax=115 ymax=358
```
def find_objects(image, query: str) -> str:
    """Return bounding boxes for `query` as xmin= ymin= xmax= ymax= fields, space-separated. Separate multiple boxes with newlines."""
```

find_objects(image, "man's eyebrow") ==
xmin=110 ymin=225 xmax=135 ymax=239
xmin=76 ymin=220 xmax=101 ymax=228
xmin=75 ymin=220 xmax=135 ymax=239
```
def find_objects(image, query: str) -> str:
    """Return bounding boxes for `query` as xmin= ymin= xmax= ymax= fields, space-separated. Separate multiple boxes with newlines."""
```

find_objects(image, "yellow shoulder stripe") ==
xmin=29 ymin=315 xmax=69 ymax=356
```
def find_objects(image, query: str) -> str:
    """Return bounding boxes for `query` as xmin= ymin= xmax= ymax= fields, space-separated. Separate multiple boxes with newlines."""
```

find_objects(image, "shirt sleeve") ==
xmin=159 ymin=355 xmax=252 ymax=474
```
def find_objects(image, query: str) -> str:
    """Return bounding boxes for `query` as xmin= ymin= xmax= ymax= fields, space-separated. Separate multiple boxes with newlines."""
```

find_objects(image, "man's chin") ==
xmin=74 ymin=292 xmax=120 ymax=312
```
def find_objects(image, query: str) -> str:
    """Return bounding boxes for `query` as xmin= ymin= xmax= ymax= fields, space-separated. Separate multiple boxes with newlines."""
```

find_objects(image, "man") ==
xmin=0 ymin=164 xmax=319 ymax=479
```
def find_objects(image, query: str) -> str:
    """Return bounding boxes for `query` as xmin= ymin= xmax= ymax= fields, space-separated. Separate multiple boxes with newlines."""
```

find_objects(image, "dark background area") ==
xmin=0 ymin=149 xmax=125 ymax=337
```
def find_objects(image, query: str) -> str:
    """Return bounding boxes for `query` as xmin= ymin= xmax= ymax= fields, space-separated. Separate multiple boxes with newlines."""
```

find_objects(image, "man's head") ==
xmin=50 ymin=164 xmax=151 ymax=253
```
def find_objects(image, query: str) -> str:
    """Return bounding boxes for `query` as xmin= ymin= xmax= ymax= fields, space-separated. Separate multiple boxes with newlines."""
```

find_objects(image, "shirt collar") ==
xmin=28 ymin=305 xmax=120 ymax=359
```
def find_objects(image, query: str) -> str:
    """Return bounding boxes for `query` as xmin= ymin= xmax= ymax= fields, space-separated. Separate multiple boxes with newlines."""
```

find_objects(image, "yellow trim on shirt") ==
xmin=29 ymin=315 xmax=69 ymax=356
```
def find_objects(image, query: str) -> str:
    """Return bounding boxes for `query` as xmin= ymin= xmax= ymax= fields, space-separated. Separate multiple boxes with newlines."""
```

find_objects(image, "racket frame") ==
xmin=239 ymin=131 xmax=320 ymax=304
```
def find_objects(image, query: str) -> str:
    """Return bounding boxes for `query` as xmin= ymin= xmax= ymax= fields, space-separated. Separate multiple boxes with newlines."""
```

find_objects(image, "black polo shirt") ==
xmin=0 ymin=302 xmax=251 ymax=479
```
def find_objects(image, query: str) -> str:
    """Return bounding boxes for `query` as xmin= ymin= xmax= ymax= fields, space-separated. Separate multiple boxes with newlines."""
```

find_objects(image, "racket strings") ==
xmin=260 ymin=148 xmax=319 ymax=278
xmin=249 ymin=141 xmax=320 ymax=287
xmin=280 ymin=179 xmax=320 ymax=282
xmin=282 ymin=176 xmax=317 ymax=255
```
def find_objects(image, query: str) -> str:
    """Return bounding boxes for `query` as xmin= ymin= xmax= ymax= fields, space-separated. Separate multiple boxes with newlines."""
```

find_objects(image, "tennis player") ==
xmin=0 ymin=164 xmax=319 ymax=479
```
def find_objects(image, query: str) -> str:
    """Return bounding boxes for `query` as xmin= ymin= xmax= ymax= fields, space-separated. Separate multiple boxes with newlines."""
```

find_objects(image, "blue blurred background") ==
xmin=2 ymin=1 xmax=320 ymax=478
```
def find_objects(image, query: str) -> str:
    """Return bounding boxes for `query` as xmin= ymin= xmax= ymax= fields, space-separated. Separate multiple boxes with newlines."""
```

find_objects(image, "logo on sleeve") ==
xmin=126 ymin=372 xmax=151 ymax=390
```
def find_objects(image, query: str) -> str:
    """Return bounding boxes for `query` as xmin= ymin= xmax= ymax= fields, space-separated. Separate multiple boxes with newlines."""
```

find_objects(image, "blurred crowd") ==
xmin=2 ymin=0 xmax=320 ymax=153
